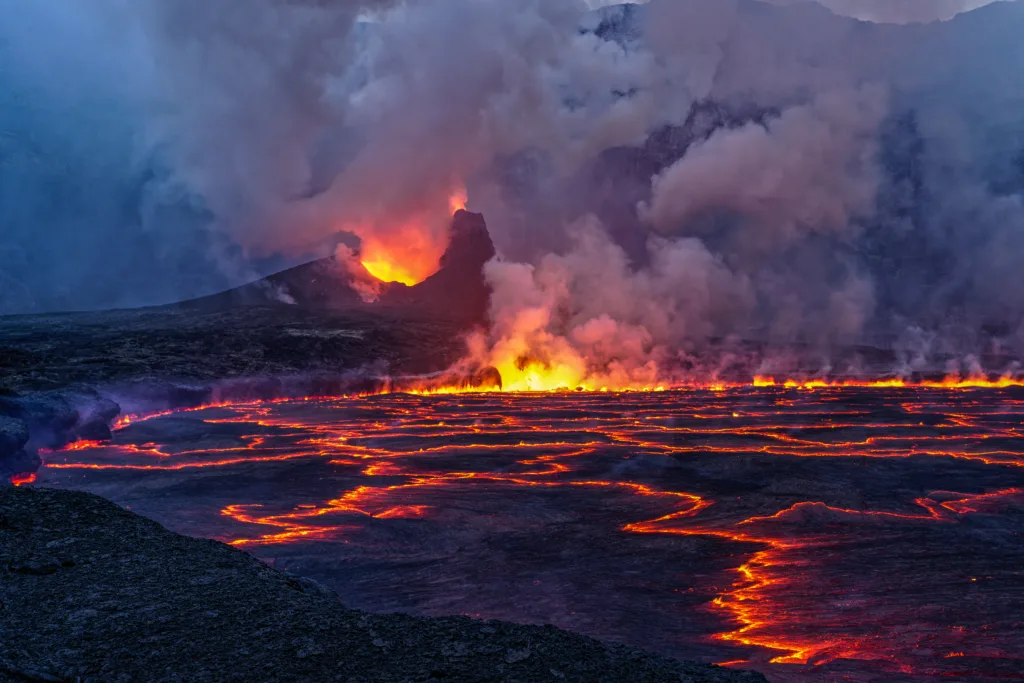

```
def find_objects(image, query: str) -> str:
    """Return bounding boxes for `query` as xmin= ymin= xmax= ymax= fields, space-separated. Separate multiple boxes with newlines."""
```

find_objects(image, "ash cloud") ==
xmin=3 ymin=0 xmax=1024 ymax=381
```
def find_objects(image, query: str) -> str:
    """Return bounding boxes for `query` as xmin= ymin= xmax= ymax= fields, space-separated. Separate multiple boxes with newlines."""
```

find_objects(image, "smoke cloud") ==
xmin=641 ymin=89 xmax=885 ymax=245
xmin=594 ymin=0 xmax=1016 ymax=24
xmin=766 ymin=0 xmax=1011 ymax=24
xmin=3 ymin=0 xmax=1024 ymax=384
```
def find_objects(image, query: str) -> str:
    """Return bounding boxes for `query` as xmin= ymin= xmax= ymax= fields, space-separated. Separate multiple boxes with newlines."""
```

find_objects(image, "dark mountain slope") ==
xmin=177 ymin=210 xmax=495 ymax=324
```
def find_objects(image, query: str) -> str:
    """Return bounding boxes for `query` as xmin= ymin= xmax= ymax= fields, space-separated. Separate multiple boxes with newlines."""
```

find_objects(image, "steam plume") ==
xmin=3 ymin=0 xmax=1024 ymax=384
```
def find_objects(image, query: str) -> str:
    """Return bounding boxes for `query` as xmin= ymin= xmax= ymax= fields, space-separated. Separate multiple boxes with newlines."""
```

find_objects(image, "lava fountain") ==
xmin=32 ymin=384 xmax=1024 ymax=683
xmin=357 ymin=187 xmax=469 ymax=286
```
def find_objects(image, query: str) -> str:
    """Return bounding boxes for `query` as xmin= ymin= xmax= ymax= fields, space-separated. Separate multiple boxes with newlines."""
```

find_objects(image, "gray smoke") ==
xmin=766 ymin=0 xmax=1010 ymax=23
xmin=596 ymin=0 xmax=1015 ymax=24
xmin=2 ymin=0 xmax=1024 ymax=382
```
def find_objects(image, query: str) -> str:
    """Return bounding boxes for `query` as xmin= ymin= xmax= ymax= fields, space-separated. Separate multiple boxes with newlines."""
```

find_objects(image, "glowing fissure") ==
xmin=637 ymin=488 xmax=1024 ymax=668
xmin=338 ymin=188 xmax=1024 ymax=395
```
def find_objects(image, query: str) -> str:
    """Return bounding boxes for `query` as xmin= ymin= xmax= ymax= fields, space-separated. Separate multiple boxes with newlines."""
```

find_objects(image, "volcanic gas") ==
xmin=33 ymin=383 xmax=1024 ymax=683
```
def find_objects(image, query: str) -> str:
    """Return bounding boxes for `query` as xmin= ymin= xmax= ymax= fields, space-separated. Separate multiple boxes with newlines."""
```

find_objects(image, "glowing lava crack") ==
xmin=34 ymin=386 xmax=1024 ymax=682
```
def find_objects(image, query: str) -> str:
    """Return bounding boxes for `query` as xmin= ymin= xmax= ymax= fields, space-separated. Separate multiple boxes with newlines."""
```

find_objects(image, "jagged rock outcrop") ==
xmin=382 ymin=210 xmax=496 ymax=323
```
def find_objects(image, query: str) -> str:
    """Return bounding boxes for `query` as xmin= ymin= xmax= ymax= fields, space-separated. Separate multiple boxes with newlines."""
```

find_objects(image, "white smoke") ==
xmin=767 ymin=0 xmax=1012 ymax=23
xmin=3 ymin=0 xmax=1024 ymax=382
xmin=591 ymin=0 xmax=1015 ymax=24
xmin=467 ymin=217 xmax=756 ymax=389
xmin=641 ymin=88 xmax=885 ymax=246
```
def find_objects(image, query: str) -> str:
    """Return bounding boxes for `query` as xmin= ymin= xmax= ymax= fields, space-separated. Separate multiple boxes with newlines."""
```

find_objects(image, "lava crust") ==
xmin=34 ymin=387 xmax=1024 ymax=682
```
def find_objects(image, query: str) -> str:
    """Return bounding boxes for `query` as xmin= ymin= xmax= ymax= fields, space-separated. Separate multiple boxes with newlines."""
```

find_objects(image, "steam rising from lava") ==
xmin=463 ymin=88 xmax=889 ymax=390
xmin=4 ymin=0 xmax=1024 ymax=385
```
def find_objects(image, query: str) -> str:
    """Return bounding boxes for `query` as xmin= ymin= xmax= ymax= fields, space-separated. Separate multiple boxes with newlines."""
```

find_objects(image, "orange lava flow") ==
xmin=10 ymin=472 xmax=36 ymax=486
xmin=752 ymin=375 xmax=1024 ymax=390
xmin=633 ymin=487 xmax=1024 ymax=668
xmin=34 ymin=386 xmax=1024 ymax=679
xmin=74 ymin=376 xmax=1024 ymax=434
xmin=360 ymin=232 xmax=442 ymax=286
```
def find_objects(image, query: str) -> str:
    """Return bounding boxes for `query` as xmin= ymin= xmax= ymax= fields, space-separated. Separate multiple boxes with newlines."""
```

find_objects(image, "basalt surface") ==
xmin=0 ymin=486 xmax=765 ymax=683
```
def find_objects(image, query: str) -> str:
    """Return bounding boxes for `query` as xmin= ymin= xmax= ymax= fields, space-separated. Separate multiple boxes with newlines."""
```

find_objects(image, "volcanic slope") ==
xmin=176 ymin=209 xmax=495 ymax=322
xmin=0 ymin=211 xmax=494 ymax=400
xmin=0 ymin=486 xmax=765 ymax=683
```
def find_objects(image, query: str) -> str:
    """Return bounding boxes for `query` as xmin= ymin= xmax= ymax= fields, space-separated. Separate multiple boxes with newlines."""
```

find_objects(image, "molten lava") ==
xmin=358 ymin=188 xmax=469 ymax=286
xmin=360 ymin=237 xmax=438 ymax=286
xmin=752 ymin=374 xmax=1024 ymax=390
xmin=10 ymin=472 xmax=36 ymax=486
xmin=397 ymin=367 xmax=1024 ymax=395
xmin=35 ymin=384 xmax=1024 ymax=681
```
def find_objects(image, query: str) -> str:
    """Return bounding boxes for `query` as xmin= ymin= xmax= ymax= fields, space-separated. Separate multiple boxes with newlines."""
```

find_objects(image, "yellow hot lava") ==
xmin=401 ymin=367 xmax=1024 ymax=395
xmin=752 ymin=375 xmax=1024 ymax=390
xmin=360 ymin=234 xmax=440 ymax=286
xmin=480 ymin=345 xmax=666 ymax=393
xmin=497 ymin=358 xmax=595 ymax=393
xmin=465 ymin=335 xmax=1024 ymax=394
xmin=359 ymin=188 xmax=469 ymax=286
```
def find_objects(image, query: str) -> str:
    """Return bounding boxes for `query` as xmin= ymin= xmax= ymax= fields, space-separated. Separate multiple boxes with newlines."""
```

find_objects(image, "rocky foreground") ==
xmin=0 ymin=487 xmax=766 ymax=683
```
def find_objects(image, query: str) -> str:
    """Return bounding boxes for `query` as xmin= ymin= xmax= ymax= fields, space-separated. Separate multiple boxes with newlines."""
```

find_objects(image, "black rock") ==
xmin=74 ymin=419 xmax=112 ymax=441
xmin=8 ymin=554 xmax=62 ymax=576
xmin=382 ymin=210 xmax=496 ymax=323
xmin=0 ymin=449 xmax=40 ymax=479
xmin=0 ymin=416 xmax=33 ymax=478
xmin=1 ymin=394 xmax=78 ymax=450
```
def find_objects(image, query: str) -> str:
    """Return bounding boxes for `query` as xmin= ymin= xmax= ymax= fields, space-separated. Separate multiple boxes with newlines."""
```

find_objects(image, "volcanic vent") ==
xmin=179 ymin=209 xmax=495 ymax=324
